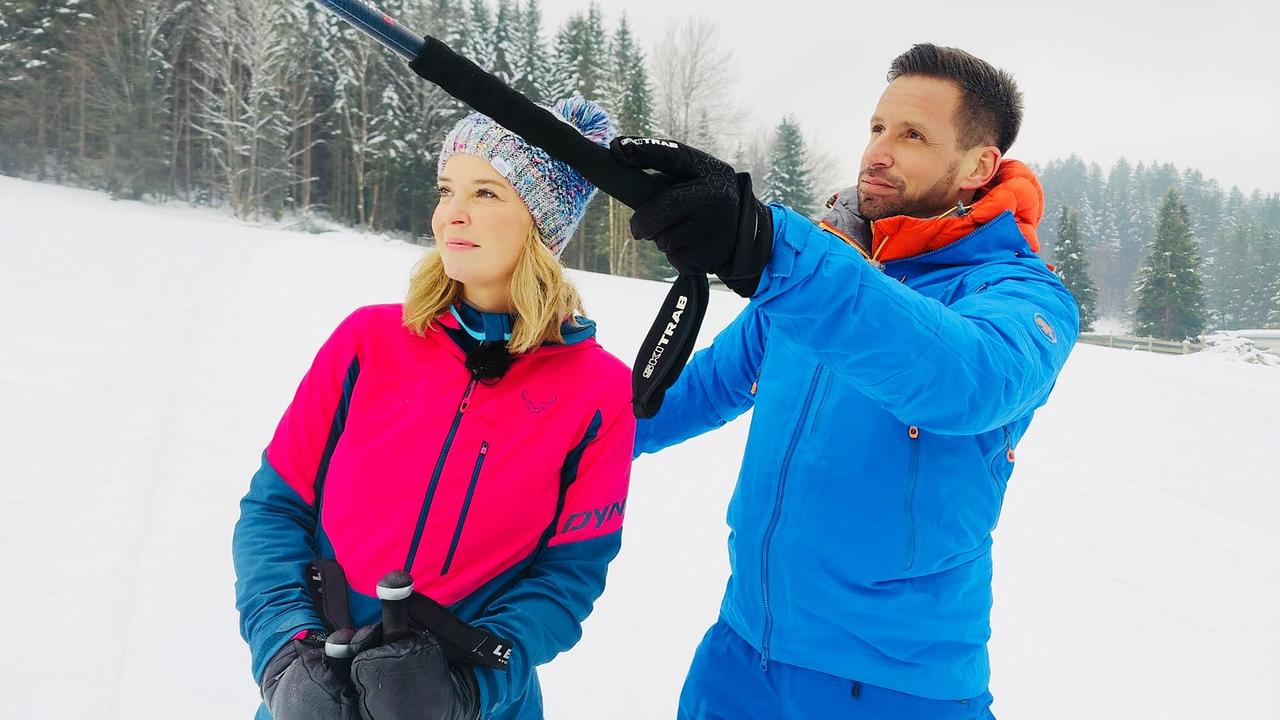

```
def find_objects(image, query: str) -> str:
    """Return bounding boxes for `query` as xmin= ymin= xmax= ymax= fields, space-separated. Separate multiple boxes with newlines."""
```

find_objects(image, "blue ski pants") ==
xmin=677 ymin=620 xmax=996 ymax=720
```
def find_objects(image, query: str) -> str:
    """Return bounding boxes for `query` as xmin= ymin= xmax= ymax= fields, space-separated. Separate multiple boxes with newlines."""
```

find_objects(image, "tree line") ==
xmin=4 ymin=1 xmax=1274 ymax=333
xmin=0 ymin=0 xmax=825 ymax=281
xmin=1040 ymin=156 xmax=1280 ymax=336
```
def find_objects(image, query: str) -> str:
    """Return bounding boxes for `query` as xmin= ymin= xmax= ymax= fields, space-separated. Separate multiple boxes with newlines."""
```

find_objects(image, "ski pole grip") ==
xmin=324 ymin=628 xmax=356 ymax=660
xmin=376 ymin=571 xmax=414 ymax=643
xmin=409 ymin=36 xmax=665 ymax=209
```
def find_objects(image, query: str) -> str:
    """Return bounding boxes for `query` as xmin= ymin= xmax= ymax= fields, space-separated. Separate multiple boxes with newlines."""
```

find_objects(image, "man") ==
xmin=609 ymin=44 xmax=1078 ymax=719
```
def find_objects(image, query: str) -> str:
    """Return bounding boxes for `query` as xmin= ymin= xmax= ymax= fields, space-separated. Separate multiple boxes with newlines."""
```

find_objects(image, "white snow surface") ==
xmin=2 ymin=176 xmax=1278 ymax=718
xmin=1200 ymin=332 xmax=1280 ymax=367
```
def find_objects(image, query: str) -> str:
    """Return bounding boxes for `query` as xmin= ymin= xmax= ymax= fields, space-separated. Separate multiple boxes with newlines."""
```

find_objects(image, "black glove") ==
xmin=609 ymin=137 xmax=773 ymax=297
xmin=349 ymin=624 xmax=480 ymax=720
xmin=261 ymin=630 xmax=360 ymax=720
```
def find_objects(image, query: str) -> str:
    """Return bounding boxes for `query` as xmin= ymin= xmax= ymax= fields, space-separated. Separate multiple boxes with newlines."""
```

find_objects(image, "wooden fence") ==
xmin=1076 ymin=334 xmax=1204 ymax=355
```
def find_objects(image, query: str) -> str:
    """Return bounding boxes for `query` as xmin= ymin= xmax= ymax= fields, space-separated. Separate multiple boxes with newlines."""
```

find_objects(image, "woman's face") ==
xmin=433 ymin=154 xmax=535 ymax=308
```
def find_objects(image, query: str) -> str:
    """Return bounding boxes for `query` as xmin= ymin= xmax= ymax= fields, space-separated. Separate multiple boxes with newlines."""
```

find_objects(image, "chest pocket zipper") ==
xmin=441 ymin=441 xmax=489 ymax=576
xmin=988 ymin=427 xmax=1014 ymax=485
xmin=904 ymin=425 xmax=921 ymax=571
xmin=808 ymin=371 xmax=834 ymax=435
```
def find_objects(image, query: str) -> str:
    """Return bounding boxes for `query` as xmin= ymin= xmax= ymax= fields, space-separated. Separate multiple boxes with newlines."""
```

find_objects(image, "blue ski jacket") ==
xmin=636 ymin=168 xmax=1078 ymax=699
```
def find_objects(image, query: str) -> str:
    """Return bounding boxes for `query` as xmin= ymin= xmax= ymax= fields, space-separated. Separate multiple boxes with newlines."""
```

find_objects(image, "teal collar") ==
xmin=450 ymin=301 xmax=514 ymax=343
xmin=448 ymin=301 xmax=598 ymax=346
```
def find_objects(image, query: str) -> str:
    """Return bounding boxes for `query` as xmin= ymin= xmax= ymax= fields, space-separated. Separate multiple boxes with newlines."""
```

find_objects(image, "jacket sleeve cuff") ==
xmin=251 ymin=612 xmax=327 ymax=684
xmin=752 ymin=205 xmax=814 ymax=301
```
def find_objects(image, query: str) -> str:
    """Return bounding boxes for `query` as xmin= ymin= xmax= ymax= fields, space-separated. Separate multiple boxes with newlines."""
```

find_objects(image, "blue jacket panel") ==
xmin=636 ymin=206 xmax=1078 ymax=699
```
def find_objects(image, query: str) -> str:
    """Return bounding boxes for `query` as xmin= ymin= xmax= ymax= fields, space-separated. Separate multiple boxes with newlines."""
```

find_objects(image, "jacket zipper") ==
xmin=759 ymin=368 xmax=823 ymax=670
xmin=441 ymin=441 xmax=488 ymax=575
xmin=404 ymin=376 xmax=478 ymax=572
xmin=989 ymin=426 xmax=1014 ymax=480
xmin=904 ymin=426 xmax=921 ymax=571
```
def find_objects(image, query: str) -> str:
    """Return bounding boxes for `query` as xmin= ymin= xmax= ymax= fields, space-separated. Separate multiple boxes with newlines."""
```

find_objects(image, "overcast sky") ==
xmin=537 ymin=0 xmax=1280 ymax=195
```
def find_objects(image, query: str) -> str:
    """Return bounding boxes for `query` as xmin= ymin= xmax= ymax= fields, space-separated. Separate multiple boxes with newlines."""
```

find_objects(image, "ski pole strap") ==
xmin=404 ymin=592 xmax=512 ymax=671
xmin=305 ymin=560 xmax=512 ymax=671
xmin=631 ymin=273 xmax=710 ymax=418
xmin=307 ymin=559 xmax=355 ymax=631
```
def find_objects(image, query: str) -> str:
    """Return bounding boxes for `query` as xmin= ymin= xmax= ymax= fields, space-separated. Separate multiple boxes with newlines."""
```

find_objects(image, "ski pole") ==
xmin=310 ymin=0 xmax=423 ymax=61
xmin=376 ymin=571 xmax=414 ymax=644
xmin=324 ymin=627 xmax=356 ymax=677
xmin=310 ymin=0 xmax=708 ymax=418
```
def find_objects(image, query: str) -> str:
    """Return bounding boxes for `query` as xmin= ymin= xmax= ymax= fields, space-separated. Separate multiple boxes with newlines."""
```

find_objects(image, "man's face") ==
xmin=856 ymin=75 xmax=974 ymax=221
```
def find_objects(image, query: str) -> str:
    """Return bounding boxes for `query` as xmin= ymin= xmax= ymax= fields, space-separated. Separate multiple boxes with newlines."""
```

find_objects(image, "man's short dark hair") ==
xmin=887 ymin=44 xmax=1023 ymax=154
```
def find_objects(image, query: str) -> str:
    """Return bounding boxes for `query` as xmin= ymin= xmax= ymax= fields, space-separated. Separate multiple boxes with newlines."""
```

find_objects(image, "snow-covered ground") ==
xmin=2 ymin=175 xmax=1277 ymax=719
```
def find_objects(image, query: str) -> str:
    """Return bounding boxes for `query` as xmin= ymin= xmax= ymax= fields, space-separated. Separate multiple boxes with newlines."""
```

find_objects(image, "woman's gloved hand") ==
xmin=349 ymin=624 xmax=481 ymax=720
xmin=261 ymin=630 xmax=360 ymax=720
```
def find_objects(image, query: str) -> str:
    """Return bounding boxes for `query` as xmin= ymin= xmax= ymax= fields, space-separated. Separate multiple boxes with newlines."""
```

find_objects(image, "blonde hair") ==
xmin=403 ymin=226 xmax=585 ymax=354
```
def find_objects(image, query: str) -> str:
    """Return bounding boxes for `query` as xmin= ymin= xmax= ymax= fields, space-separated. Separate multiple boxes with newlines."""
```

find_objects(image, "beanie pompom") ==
xmin=554 ymin=96 xmax=617 ymax=147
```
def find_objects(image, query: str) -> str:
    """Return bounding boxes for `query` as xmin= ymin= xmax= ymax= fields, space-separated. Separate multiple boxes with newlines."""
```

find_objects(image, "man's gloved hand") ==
xmin=349 ymin=624 xmax=480 ymax=720
xmin=609 ymin=137 xmax=773 ymax=298
xmin=261 ymin=630 xmax=359 ymax=720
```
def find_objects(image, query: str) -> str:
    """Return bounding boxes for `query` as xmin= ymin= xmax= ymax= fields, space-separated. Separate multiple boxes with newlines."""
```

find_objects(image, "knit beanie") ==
xmin=437 ymin=96 xmax=617 ymax=257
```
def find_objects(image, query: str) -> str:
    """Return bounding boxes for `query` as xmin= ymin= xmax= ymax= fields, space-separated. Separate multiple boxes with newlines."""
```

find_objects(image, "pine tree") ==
xmin=1247 ymin=226 xmax=1280 ymax=328
xmin=545 ymin=4 xmax=610 ymax=272
xmin=1134 ymin=190 xmax=1208 ymax=340
xmin=1053 ymin=206 xmax=1099 ymax=332
xmin=1103 ymin=158 xmax=1141 ymax=314
xmin=1269 ymin=284 xmax=1280 ymax=329
xmin=544 ymin=17 xmax=581 ymax=102
xmin=84 ymin=0 xmax=183 ymax=200
xmin=762 ymin=117 xmax=815 ymax=217
xmin=490 ymin=0 xmax=518 ymax=84
xmin=1213 ymin=217 xmax=1253 ymax=329
xmin=0 ymin=0 xmax=97 ymax=175
xmin=599 ymin=13 xmax=665 ymax=279
xmin=461 ymin=0 xmax=494 ymax=70
xmin=509 ymin=0 xmax=548 ymax=104
xmin=275 ymin=0 xmax=334 ymax=213
xmin=422 ymin=0 xmax=467 ymax=48
xmin=577 ymin=4 xmax=607 ymax=100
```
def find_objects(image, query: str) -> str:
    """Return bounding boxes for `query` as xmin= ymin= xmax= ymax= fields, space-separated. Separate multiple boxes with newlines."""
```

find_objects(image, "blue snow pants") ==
xmin=677 ymin=620 xmax=996 ymax=720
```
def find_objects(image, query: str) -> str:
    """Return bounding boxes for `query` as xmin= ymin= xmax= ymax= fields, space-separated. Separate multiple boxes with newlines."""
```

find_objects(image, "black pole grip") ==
xmin=376 ymin=571 xmax=414 ymax=643
xmin=409 ymin=36 xmax=665 ymax=209
xmin=324 ymin=627 xmax=356 ymax=679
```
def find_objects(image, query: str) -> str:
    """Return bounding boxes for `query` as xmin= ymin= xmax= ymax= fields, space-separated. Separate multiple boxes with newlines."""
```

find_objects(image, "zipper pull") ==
xmin=460 ymin=379 xmax=477 ymax=413
xmin=908 ymin=425 xmax=920 ymax=439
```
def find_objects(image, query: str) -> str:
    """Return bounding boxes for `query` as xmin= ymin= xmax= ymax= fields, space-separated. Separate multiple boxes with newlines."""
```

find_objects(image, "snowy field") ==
xmin=1 ymin=175 xmax=1277 ymax=719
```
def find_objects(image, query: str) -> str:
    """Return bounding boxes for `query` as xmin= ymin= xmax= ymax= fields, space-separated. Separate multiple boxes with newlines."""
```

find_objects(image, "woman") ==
xmin=233 ymin=97 xmax=634 ymax=720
